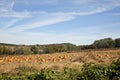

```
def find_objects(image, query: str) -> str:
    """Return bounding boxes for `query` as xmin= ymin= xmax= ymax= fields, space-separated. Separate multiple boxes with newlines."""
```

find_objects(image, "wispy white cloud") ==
xmin=9 ymin=15 xmax=75 ymax=32
xmin=15 ymin=0 xmax=58 ymax=6
xmin=1 ymin=28 xmax=119 ymax=45
xmin=52 ymin=7 xmax=109 ymax=16
xmin=0 ymin=0 xmax=14 ymax=12
xmin=0 ymin=0 xmax=120 ymax=45
xmin=6 ymin=5 xmax=115 ymax=32
xmin=0 ymin=18 xmax=22 ymax=29
xmin=0 ymin=0 xmax=31 ymax=18
xmin=0 ymin=11 xmax=31 ymax=18
xmin=1 ymin=0 xmax=120 ymax=18
xmin=71 ymin=0 xmax=120 ymax=15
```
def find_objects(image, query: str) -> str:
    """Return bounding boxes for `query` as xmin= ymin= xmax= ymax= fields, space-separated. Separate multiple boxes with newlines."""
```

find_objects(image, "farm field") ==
xmin=0 ymin=49 xmax=120 ymax=74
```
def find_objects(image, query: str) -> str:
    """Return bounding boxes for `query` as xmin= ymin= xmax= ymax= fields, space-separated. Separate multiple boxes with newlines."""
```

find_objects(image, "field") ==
xmin=0 ymin=49 xmax=120 ymax=73
xmin=0 ymin=49 xmax=120 ymax=80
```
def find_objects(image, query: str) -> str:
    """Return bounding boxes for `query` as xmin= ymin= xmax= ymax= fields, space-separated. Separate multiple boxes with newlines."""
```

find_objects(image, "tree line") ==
xmin=0 ymin=37 xmax=120 ymax=55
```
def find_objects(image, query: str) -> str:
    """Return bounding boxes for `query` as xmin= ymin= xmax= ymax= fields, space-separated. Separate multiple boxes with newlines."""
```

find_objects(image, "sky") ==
xmin=0 ymin=0 xmax=120 ymax=45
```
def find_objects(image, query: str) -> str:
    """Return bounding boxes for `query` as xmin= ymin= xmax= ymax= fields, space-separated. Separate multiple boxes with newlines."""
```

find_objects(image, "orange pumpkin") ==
xmin=0 ymin=59 xmax=3 ymax=63
xmin=41 ymin=58 xmax=46 ymax=62
xmin=8 ymin=59 xmax=12 ymax=62
xmin=52 ymin=58 xmax=56 ymax=62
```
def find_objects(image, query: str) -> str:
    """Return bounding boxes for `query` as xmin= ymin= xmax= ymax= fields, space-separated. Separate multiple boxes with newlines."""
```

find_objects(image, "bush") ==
xmin=31 ymin=45 xmax=39 ymax=54
xmin=77 ymin=63 xmax=108 ymax=80
xmin=106 ymin=58 xmax=120 ymax=80
xmin=77 ymin=58 xmax=120 ymax=80
xmin=34 ymin=68 xmax=58 ymax=80
xmin=33 ymin=67 xmax=78 ymax=80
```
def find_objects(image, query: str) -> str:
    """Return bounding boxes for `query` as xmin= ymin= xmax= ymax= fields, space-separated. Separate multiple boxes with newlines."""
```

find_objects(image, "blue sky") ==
xmin=0 ymin=0 xmax=120 ymax=45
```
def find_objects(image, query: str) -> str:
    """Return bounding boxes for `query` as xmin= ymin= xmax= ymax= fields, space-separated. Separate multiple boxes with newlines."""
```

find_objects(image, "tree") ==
xmin=0 ymin=46 xmax=13 ymax=55
xmin=89 ymin=44 xmax=97 ymax=49
xmin=14 ymin=48 xmax=24 ymax=54
xmin=115 ymin=38 xmax=120 ymax=48
xmin=31 ymin=45 xmax=39 ymax=54
xmin=92 ymin=38 xmax=115 ymax=48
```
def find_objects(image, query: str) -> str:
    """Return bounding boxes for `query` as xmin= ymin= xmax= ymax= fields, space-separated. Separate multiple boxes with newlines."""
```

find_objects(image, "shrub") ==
xmin=106 ymin=58 xmax=120 ymax=80
xmin=34 ymin=68 xmax=58 ymax=80
xmin=77 ymin=58 xmax=120 ymax=80
xmin=28 ymin=67 xmax=78 ymax=80
xmin=77 ymin=63 xmax=108 ymax=80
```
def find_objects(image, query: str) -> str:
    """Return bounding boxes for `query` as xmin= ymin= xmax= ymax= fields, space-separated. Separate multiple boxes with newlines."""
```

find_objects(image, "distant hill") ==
xmin=0 ymin=37 xmax=120 ymax=55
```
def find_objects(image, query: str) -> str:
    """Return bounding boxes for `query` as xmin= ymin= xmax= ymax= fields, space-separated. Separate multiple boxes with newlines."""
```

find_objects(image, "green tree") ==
xmin=31 ymin=45 xmax=39 ymax=54
xmin=0 ymin=46 xmax=4 ymax=55
xmin=115 ymin=38 xmax=120 ymax=48
xmin=14 ymin=48 xmax=24 ymax=54
xmin=0 ymin=46 xmax=13 ymax=55
xmin=93 ymin=38 xmax=115 ymax=48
